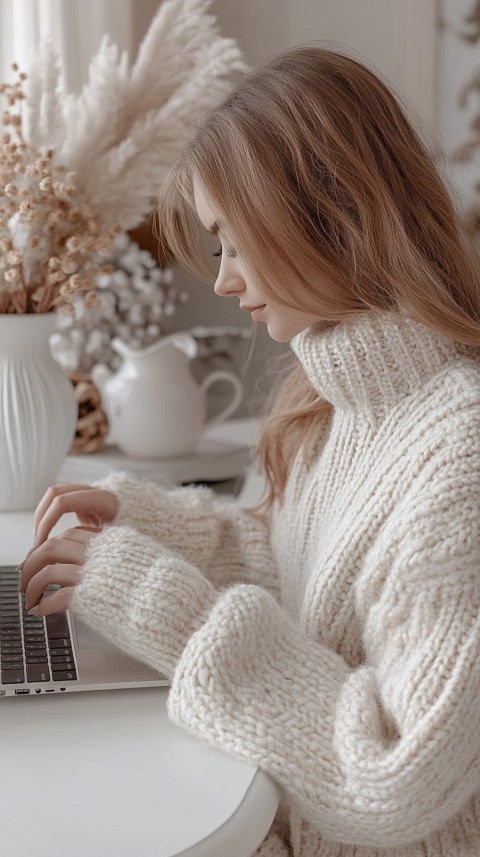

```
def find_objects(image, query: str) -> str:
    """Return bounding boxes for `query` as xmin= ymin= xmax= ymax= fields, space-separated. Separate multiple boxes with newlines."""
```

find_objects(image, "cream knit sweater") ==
xmin=72 ymin=312 xmax=480 ymax=857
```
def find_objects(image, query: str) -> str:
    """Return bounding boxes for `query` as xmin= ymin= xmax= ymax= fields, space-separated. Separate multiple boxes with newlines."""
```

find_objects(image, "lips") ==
xmin=238 ymin=303 xmax=266 ymax=321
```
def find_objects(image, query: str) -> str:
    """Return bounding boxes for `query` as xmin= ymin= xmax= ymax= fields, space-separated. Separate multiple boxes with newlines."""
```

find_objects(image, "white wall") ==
xmin=211 ymin=0 xmax=437 ymax=130
xmin=437 ymin=0 xmax=480 ymax=212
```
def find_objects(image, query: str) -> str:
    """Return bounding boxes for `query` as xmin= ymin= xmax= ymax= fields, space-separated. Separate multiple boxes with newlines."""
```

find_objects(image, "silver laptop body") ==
xmin=0 ymin=564 xmax=169 ymax=697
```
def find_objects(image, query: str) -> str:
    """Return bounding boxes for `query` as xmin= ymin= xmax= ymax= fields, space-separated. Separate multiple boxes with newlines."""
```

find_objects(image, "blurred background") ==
xmin=0 ymin=0 xmax=478 ymax=417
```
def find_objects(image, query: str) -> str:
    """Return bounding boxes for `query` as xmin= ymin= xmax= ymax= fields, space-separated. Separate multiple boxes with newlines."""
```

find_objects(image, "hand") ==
xmin=20 ymin=525 xmax=102 ymax=616
xmin=22 ymin=483 xmax=118 ymax=562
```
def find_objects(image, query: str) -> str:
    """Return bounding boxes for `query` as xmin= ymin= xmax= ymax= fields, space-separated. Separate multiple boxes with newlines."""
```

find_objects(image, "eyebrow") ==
xmin=207 ymin=220 xmax=221 ymax=236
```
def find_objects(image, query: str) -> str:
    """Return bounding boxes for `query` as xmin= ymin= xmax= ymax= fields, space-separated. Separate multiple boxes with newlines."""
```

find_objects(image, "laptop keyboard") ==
xmin=0 ymin=566 xmax=77 ymax=685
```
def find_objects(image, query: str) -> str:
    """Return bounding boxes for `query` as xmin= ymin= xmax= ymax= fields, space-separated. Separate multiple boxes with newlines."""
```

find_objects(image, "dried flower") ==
xmin=1 ymin=0 xmax=246 ymax=313
xmin=0 ymin=68 xmax=120 ymax=313
xmin=5 ymin=250 xmax=21 ymax=265
xmin=51 ymin=234 xmax=188 ymax=372
xmin=68 ymin=274 xmax=83 ymax=290
xmin=66 ymin=236 xmax=81 ymax=253
xmin=60 ymin=258 xmax=79 ymax=275
xmin=38 ymin=176 xmax=53 ymax=192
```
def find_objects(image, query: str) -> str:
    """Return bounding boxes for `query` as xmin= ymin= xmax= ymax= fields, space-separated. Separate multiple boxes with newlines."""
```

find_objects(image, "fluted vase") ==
xmin=0 ymin=313 xmax=78 ymax=511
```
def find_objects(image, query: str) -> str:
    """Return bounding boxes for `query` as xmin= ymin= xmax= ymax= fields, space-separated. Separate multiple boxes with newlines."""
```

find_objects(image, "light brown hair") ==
xmin=157 ymin=44 xmax=480 ymax=512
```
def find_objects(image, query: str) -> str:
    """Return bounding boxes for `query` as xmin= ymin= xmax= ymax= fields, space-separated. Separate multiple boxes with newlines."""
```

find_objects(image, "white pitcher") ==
xmin=91 ymin=332 xmax=243 ymax=458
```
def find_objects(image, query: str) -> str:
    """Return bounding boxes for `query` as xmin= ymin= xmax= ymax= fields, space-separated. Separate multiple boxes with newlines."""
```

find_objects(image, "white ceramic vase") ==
xmin=0 ymin=313 xmax=78 ymax=511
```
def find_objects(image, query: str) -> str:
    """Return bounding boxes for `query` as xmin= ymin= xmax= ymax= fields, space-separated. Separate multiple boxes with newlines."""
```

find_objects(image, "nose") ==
xmin=213 ymin=262 xmax=245 ymax=299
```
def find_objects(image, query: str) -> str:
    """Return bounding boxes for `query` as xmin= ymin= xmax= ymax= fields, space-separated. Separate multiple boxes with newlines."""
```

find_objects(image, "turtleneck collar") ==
xmin=290 ymin=312 xmax=474 ymax=419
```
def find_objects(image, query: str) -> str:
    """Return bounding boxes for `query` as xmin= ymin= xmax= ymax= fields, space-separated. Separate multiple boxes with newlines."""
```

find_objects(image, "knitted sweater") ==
xmin=72 ymin=312 xmax=480 ymax=857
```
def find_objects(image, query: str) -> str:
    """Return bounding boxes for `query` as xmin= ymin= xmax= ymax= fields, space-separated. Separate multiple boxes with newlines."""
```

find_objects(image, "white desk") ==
xmin=0 ymin=420 xmax=279 ymax=856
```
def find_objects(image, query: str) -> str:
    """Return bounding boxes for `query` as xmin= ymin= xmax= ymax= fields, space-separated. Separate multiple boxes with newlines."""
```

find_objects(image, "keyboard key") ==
xmin=49 ymin=648 xmax=73 ymax=657
xmin=26 ymin=663 xmax=50 ymax=682
xmin=25 ymin=643 xmax=47 ymax=660
xmin=0 ymin=644 xmax=23 ymax=654
xmin=48 ymin=639 xmax=71 ymax=650
xmin=26 ymin=655 xmax=50 ymax=664
xmin=52 ymin=670 xmax=77 ymax=681
xmin=1 ymin=653 xmax=23 ymax=664
xmin=23 ymin=635 xmax=45 ymax=645
xmin=51 ymin=658 xmax=75 ymax=669
xmin=1 ymin=668 xmax=25 ymax=683
xmin=46 ymin=613 xmax=70 ymax=640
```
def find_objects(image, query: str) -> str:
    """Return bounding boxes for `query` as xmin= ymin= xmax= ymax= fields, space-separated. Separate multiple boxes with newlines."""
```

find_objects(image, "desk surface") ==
xmin=0 ymin=687 xmax=279 ymax=857
xmin=0 ymin=420 xmax=278 ymax=856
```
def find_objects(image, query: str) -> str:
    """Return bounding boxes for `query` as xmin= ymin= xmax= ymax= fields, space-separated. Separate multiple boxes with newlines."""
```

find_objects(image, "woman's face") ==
xmin=193 ymin=179 xmax=319 ymax=342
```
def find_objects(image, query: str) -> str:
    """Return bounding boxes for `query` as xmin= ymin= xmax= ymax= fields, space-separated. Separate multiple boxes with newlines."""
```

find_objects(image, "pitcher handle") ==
xmin=201 ymin=370 xmax=243 ymax=428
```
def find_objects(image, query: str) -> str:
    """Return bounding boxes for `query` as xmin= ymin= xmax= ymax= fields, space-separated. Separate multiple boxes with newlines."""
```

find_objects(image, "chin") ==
xmin=266 ymin=320 xmax=312 ymax=343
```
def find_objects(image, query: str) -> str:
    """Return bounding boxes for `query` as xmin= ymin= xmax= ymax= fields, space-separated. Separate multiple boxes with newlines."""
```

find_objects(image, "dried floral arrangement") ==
xmin=450 ymin=0 xmax=480 ymax=239
xmin=0 ymin=67 xmax=120 ymax=313
xmin=50 ymin=233 xmax=189 ymax=373
xmin=0 ymin=0 xmax=246 ymax=314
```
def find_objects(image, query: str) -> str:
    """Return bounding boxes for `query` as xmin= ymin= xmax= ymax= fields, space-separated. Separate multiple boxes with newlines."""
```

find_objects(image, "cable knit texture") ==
xmin=72 ymin=312 xmax=480 ymax=857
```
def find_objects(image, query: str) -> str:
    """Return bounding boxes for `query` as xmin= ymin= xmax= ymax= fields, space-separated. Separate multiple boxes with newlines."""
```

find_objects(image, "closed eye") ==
xmin=212 ymin=245 xmax=236 ymax=259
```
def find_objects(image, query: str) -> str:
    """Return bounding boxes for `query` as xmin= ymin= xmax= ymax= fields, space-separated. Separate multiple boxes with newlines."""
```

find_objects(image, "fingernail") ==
xmin=32 ymin=529 xmax=37 ymax=540
xmin=28 ymin=606 xmax=40 ymax=616
xmin=16 ymin=563 xmax=24 ymax=573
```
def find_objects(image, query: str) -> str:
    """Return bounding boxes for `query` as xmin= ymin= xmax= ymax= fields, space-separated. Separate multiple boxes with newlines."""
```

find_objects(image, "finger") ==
xmin=26 ymin=563 xmax=83 ymax=612
xmin=69 ymin=525 xmax=104 ymax=535
xmin=18 ymin=524 xmax=101 ymax=576
xmin=34 ymin=488 xmax=101 ymax=547
xmin=33 ymin=484 xmax=92 ymax=534
xmin=21 ymin=539 xmax=87 ymax=593
xmin=56 ymin=526 xmax=103 ymax=541
xmin=29 ymin=585 xmax=77 ymax=617
xmin=19 ymin=528 xmax=99 ymax=590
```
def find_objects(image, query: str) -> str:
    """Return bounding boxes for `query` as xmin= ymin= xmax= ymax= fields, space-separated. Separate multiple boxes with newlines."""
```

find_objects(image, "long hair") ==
xmin=157 ymin=44 xmax=480 ymax=512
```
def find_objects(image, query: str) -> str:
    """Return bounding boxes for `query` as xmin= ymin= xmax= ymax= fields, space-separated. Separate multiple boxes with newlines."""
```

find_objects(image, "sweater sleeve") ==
xmin=91 ymin=471 xmax=278 ymax=597
xmin=74 ymin=454 xmax=480 ymax=850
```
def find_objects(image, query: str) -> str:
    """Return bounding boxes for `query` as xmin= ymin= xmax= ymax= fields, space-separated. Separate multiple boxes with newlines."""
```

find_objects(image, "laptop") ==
xmin=0 ymin=564 xmax=169 ymax=697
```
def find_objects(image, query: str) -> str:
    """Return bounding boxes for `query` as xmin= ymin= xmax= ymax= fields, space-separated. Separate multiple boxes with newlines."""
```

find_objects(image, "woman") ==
xmin=20 ymin=46 xmax=480 ymax=855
